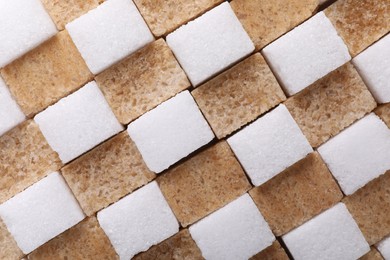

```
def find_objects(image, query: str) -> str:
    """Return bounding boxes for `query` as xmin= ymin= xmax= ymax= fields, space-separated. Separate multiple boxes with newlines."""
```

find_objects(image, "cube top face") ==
xmin=262 ymin=12 xmax=351 ymax=96
xmin=0 ymin=172 xmax=85 ymax=254
xmin=34 ymin=81 xmax=123 ymax=164
xmin=97 ymin=181 xmax=179 ymax=259
xmin=227 ymin=104 xmax=313 ymax=186
xmin=66 ymin=0 xmax=154 ymax=74
xmin=127 ymin=90 xmax=215 ymax=173
xmin=353 ymin=34 xmax=390 ymax=104
xmin=166 ymin=2 xmax=254 ymax=87
xmin=0 ymin=77 xmax=25 ymax=136
xmin=189 ymin=193 xmax=275 ymax=260
xmin=0 ymin=0 xmax=57 ymax=68
xmin=283 ymin=203 xmax=369 ymax=260
xmin=377 ymin=236 xmax=390 ymax=259
xmin=318 ymin=113 xmax=390 ymax=195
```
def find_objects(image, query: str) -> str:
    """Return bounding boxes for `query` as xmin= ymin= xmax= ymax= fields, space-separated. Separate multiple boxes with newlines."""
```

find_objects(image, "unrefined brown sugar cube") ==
xmin=192 ymin=53 xmax=285 ymax=139
xmin=157 ymin=141 xmax=251 ymax=227
xmin=285 ymin=62 xmax=376 ymax=148
xmin=250 ymin=240 xmax=289 ymax=260
xmin=0 ymin=218 xmax=23 ymax=260
xmin=95 ymin=39 xmax=190 ymax=125
xmin=375 ymin=104 xmax=390 ymax=129
xmin=0 ymin=120 xmax=61 ymax=204
xmin=250 ymin=152 xmax=343 ymax=236
xmin=1 ymin=30 xmax=92 ymax=117
xmin=62 ymin=131 xmax=155 ymax=216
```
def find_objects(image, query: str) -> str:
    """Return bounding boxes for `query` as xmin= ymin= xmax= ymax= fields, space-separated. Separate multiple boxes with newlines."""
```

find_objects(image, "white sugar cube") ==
xmin=0 ymin=172 xmax=85 ymax=254
xmin=189 ymin=193 xmax=275 ymax=260
xmin=353 ymin=34 xmax=390 ymax=104
xmin=283 ymin=203 xmax=369 ymax=260
xmin=0 ymin=77 xmax=25 ymax=136
xmin=166 ymin=2 xmax=254 ymax=87
xmin=262 ymin=12 xmax=351 ymax=96
xmin=97 ymin=181 xmax=179 ymax=259
xmin=34 ymin=81 xmax=123 ymax=164
xmin=66 ymin=0 xmax=154 ymax=74
xmin=0 ymin=0 xmax=57 ymax=68
xmin=127 ymin=90 xmax=214 ymax=173
xmin=318 ymin=114 xmax=390 ymax=195
xmin=227 ymin=104 xmax=312 ymax=186
xmin=377 ymin=236 xmax=390 ymax=259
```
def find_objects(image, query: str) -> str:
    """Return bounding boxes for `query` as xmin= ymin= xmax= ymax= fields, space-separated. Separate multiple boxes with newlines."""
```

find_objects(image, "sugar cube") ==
xmin=189 ymin=193 xmax=275 ymax=260
xmin=34 ymin=81 xmax=123 ymax=164
xmin=353 ymin=34 xmax=390 ymax=104
xmin=318 ymin=113 xmax=390 ymax=195
xmin=66 ymin=0 xmax=154 ymax=74
xmin=283 ymin=203 xmax=370 ymax=260
xmin=97 ymin=181 xmax=179 ymax=259
xmin=0 ymin=172 xmax=85 ymax=254
xmin=227 ymin=104 xmax=313 ymax=186
xmin=166 ymin=2 xmax=254 ymax=86
xmin=0 ymin=0 xmax=57 ymax=67
xmin=377 ymin=236 xmax=390 ymax=259
xmin=127 ymin=90 xmax=214 ymax=173
xmin=0 ymin=77 xmax=25 ymax=136
xmin=262 ymin=12 xmax=351 ymax=96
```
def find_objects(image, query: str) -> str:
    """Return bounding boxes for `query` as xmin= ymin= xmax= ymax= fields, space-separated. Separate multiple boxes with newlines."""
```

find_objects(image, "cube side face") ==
xmin=0 ymin=172 xmax=85 ymax=254
xmin=127 ymin=91 xmax=214 ymax=173
xmin=97 ymin=181 xmax=179 ymax=259
xmin=66 ymin=0 xmax=154 ymax=74
xmin=353 ymin=34 xmax=390 ymax=104
xmin=262 ymin=12 xmax=351 ymax=96
xmin=189 ymin=194 xmax=275 ymax=260
xmin=227 ymin=104 xmax=312 ymax=186
xmin=166 ymin=2 xmax=254 ymax=86
xmin=0 ymin=0 xmax=57 ymax=68
xmin=318 ymin=114 xmax=390 ymax=195
xmin=34 ymin=81 xmax=123 ymax=164
xmin=0 ymin=77 xmax=25 ymax=136
xmin=282 ymin=203 xmax=370 ymax=260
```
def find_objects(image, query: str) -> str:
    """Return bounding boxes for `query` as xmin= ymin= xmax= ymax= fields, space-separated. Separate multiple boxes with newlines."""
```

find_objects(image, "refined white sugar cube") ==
xmin=318 ymin=114 xmax=390 ymax=195
xmin=166 ymin=2 xmax=254 ymax=87
xmin=353 ymin=34 xmax=390 ymax=104
xmin=262 ymin=12 xmax=351 ymax=96
xmin=0 ymin=77 xmax=25 ymax=136
xmin=97 ymin=181 xmax=179 ymax=259
xmin=0 ymin=172 xmax=85 ymax=254
xmin=0 ymin=0 xmax=57 ymax=68
xmin=283 ymin=203 xmax=369 ymax=260
xmin=227 ymin=104 xmax=312 ymax=186
xmin=34 ymin=81 xmax=123 ymax=164
xmin=189 ymin=193 xmax=275 ymax=260
xmin=127 ymin=90 xmax=214 ymax=173
xmin=66 ymin=0 xmax=154 ymax=74
xmin=377 ymin=236 xmax=390 ymax=259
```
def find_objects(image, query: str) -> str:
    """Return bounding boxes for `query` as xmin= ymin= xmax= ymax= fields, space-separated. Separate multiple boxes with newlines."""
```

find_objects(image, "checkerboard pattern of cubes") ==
xmin=0 ymin=0 xmax=390 ymax=259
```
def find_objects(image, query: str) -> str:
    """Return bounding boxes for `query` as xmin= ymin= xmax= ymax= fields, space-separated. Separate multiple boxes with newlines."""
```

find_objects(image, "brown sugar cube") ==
xmin=133 ymin=0 xmax=223 ymax=37
xmin=28 ymin=217 xmax=118 ymax=259
xmin=95 ymin=39 xmax=190 ymax=125
xmin=41 ymin=0 xmax=101 ymax=30
xmin=375 ymin=103 xmax=390 ymax=129
xmin=0 ymin=218 xmax=24 ymax=260
xmin=325 ymin=0 xmax=390 ymax=56
xmin=249 ymin=152 xmax=343 ymax=236
xmin=230 ymin=0 xmax=318 ymax=50
xmin=0 ymin=120 xmax=61 ymax=204
xmin=360 ymin=247 xmax=384 ymax=260
xmin=1 ymin=30 xmax=92 ymax=117
xmin=134 ymin=229 xmax=203 ymax=260
xmin=157 ymin=141 xmax=251 ymax=227
xmin=343 ymin=170 xmax=390 ymax=245
xmin=250 ymin=240 xmax=289 ymax=260
xmin=192 ymin=53 xmax=286 ymax=139
xmin=62 ymin=131 xmax=155 ymax=216
xmin=285 ymin=62 xmax=376 ymax=148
